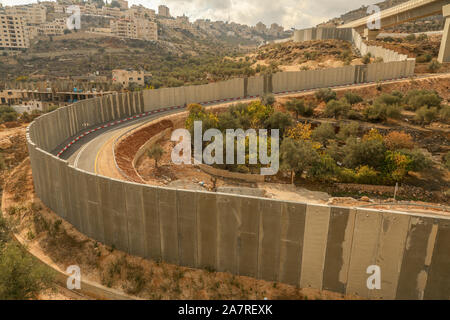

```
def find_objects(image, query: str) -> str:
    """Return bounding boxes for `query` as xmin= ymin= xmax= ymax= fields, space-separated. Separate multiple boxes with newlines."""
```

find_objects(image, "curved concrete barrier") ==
xmin=27 ymin=68 xmax=450 ymax=299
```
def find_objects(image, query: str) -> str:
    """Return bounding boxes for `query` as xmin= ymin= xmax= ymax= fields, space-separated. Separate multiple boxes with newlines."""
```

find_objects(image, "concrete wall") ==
xmin=293 ymin=27 xmax=411 ymax=63
xmin=26 ymin=59 xmax=448 ymax=299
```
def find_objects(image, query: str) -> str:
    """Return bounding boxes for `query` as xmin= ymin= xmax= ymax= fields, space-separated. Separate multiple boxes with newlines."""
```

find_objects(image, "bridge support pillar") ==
xmin=438 ymin=4 xmax=450 ymax=63
xmin=363 ymin=28 xmax=380 ymax=41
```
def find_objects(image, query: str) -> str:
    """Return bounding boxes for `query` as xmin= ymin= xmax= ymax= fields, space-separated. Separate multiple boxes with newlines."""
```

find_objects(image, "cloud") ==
xmin=143 ymin=0 xmax=382 ymax=29
xmin=1 ymin=0 xmax=382 ymax=29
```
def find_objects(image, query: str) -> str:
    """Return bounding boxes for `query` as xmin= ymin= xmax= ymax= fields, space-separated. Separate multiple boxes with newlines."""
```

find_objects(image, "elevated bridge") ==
xmin=339 ymin=0 xmax=450 ymax=62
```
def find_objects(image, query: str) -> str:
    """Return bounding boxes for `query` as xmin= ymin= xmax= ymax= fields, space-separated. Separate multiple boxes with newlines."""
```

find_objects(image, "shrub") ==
xmin=280 ymin=138 xmax=319 ymax=183
xmin=364 ymin=103 xmax=402 ymax=122
xmin=415 ymin=106 xmax=438 ymax=124
xmin=324 ymin=99 xmax=350 ymax=119
xmin=362 ymin=54 xmax=371 ymax=64
xmin=403 ymin=90 xmax=442 ymax=110
xmin=343 ymin=136 xmax=386 ymax=170
xmin=417 ymin=33 xmax=428 ymax=41
xmin=385 ymin=151 xmax=413 ymax=182
xmin=375 ymin=93 xmax=402 ymax=106
xmin=399 ymin=148 xmax=432 ymax=171
xmin=355 ymin=165 xmax=380 ymax=184
xmin=428 ymin=60 xmax=442 ymax=73
xmin=260 ymin=93 xmax=275 ymax=106
xmin=285 ymin=99 xmax=315 ymax=119
xmin=440 ymin=105 xmax=450 ymax=122
xmin=347 ymin=110 xmax=363 ymax=120
xmin=405 ymin=34 xmax=416 ymax=41
xmin=315 ymin=88 xmax=336 ymax=103
xmin=308 ymin=153 xmax=338 ymax=181
xmin=264 ymin=111 xmax=293 ymax=136
xmin=344 ymin=92 xmax=363 ymax=105
xmin=337 ymin=121 xmax=359 ymax=141
xmin=384 ymin=131 xmax=414 ymax=150
xmin=416 ymin=54 xmax=432 ymax=63
xmin=147 ymin=144 xmax=164 ymax=168
xmin=311 ymin=123 xmax=335 ymax=146
xmin=0 ymin=244 xmax=54 ymax=299
xmin=444 ymin=152 xmax=450 ymax=170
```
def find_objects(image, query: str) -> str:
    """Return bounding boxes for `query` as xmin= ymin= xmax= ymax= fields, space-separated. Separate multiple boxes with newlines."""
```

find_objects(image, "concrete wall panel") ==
xmin=258 ymin=199 xmax=282 ymax=281
xmin=197 ymin=192 xmax=218 ymax=269
xmin=423 ymin=219 xmax=450 ymax=300
xmin=300 ymin=205 xmax=330 ymax=290
xmin=278 ymin=202 xmax=307 ymax=286
xmin=158 ymin=188 xmax=179 ymax=264
xmin=346 ymin=209 xmax=382 ymax=297
xmin=396 ymin=216 xmax=438 ymax=299
xmin=124 ymin=182 xmax=146 ymax=257
xmin=323 ymin=207 xmax=356 ymax=294
xmin=238 ymin=197 xmax=260 ymax=277
xmin=142 ymin=186 xmax=161 ymax=260
xmin=217 ymin=194 xmax=240 ymax=273
xmin=370 ymin=213 xmax=410 ymax=299
xmin=177 ymin=189 xmax=198 ymax=268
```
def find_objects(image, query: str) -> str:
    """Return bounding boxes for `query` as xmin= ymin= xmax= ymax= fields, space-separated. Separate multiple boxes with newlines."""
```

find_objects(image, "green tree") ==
xmin=343 ymin=136 xmax=386 ymax=170
xmin=260 ymin=93 xmax=275 ymax=106
xmin=147 ymin=144 xmax=164 ymax=168
xmin=280 ymin=138 xmax=319 ymax=184
xmin=315 ymin=88 xmax=336 ymax=103
xmin=324 ymin=99 xmax=350 ymax=119
xmin=264 ymin=111 xmax=292 ymax=136
xmin=311 ymin=123 xmax=335 ymax=146
xmin=0 ymin=244 xmax=54 ymax=300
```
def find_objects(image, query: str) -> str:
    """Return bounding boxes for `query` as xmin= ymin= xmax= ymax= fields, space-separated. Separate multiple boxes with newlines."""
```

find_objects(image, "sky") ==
xmin=0 ymin=0 xmax=382 ymax=29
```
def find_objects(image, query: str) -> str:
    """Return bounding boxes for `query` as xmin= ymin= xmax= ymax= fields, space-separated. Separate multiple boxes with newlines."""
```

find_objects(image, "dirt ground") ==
xmin=249 ymin=40 xmax=362 ymax=72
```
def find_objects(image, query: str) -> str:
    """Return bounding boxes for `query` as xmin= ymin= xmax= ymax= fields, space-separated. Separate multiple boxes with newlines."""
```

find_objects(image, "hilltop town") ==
xmin=0 ymin=0 xmax=289 ymax=50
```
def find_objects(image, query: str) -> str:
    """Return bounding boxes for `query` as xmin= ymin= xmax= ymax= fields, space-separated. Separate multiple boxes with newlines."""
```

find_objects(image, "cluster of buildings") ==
xmin=0 ymin=1 xmax=287 ymax=51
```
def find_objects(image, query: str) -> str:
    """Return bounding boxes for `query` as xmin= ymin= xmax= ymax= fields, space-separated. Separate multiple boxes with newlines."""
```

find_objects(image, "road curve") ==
xmin=61 ymin=73 xmax=450 ymax=177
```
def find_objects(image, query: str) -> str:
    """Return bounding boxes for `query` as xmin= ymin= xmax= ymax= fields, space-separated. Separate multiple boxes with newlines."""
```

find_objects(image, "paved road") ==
xmin=59 ymin=73 xmax=450 ymax=176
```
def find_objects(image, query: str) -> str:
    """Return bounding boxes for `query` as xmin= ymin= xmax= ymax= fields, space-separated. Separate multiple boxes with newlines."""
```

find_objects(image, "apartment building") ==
xmin=116 ymin=0 xmax=129 ymax=10
xmin=5 ymin=4 xmax=47 ymax=25
xmin=0 ymin=14 xmax=30 ymax=49
xmin=110 ymin=18 xmax=158 ymax=41
xmin=125 ymin=5 xmax=156 ymax=20
xmin=38 ymin=18 xmax=66 ymax=36
xmin=158 ymin=5 xmax=170 ymax=18
xmin=112 ymin=69 xmax=145 ymax=87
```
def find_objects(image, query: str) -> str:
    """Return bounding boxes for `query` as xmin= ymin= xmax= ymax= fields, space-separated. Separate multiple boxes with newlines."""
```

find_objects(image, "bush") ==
xmin=260 ymin=93 xmax=275 ymax=106
xmin=385 ymin=151 xmax=412 ymax=182
xmin=285 ymin=99 xmax=315 ymax=119
xmin=311 ymin=123 xmax=335 ymax=146
xmin=355 ymin=165 xmax=380 ymax=184
xmin=0 ymin=106 xmax=18 ymax=123
xmin=324 ymin=99 xmax=350 ymax=119
xmin=264 ymin=111 xmax=293 ymax=135
xmin=343 ymin=136 xmax=386 ymax=170
xmin=363 ymin=103 xmax=387 ymax=122
xmin=444 ymin=152 xmax=450 ymax=170
xmin=362 ymin=54 xmax=371 ymax=64
xmin=384 ymin=131 xmax=414 ymax=150
xmin=428 ymin=60 xmax=442 ymax=73
xmin=308 ymin=153 xmax=338 ymax=181
xmin=315 ymin=88 xmax=336 ymax=103
xmin=375 ymin=93 xmax=402 ymax=106
xmin=337 ymin=121 xmax=359 ymax=141
xmin=415 ymin=106 xmax=438 ymax=124
xmin=399 ymin=148 xmax=432 ymax=172
xmin=416 ymin=54 xmax=432 ymax=63
xmin=403 ymin=90 xmax=442 ymax=110
xmin=405 ymin=34 xmax=416 ymax=41
xmin=0 ymin=244 xmax=54 ymax=299
xmin=440 ymin=105 xmax=450 ymax=122
xmin=344 ymin=92 xmax=363 ymax=105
